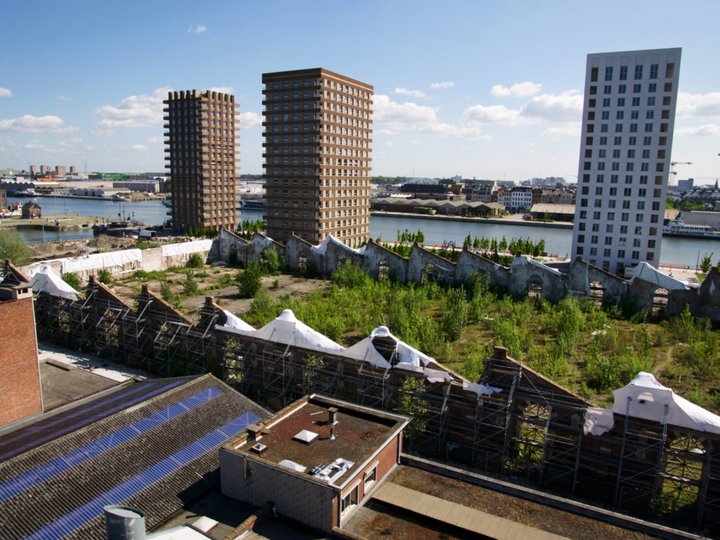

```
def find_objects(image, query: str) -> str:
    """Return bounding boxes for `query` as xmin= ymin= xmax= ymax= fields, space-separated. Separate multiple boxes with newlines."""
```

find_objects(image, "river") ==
xmin=7 ymin=196 xmax=717 ymax=267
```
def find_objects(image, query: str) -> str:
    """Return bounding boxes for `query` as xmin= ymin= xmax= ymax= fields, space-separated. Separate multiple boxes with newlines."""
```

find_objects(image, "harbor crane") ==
xmin=669 ymin=161 xmax=692 ymax=185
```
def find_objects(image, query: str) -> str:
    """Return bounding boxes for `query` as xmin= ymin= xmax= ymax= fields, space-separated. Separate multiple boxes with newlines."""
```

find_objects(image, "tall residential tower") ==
xmin=262 ymin=68 xmax=373 ymax=245
xmin=164 ymin=90 xmax=238 ymax=232
xmin=571 ymin=48 xmax=681 ymax=274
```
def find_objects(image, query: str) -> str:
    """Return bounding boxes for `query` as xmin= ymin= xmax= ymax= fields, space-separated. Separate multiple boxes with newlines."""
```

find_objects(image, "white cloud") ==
xmin=676 ymin=124 xmax=720 ymax=137
xmin=146 ymin=136 xmax=163 ymax=144
xmin=56 ymin=95 xmax=71 ymax=101
xmin=93 ymin=87 xmax=169 ymax=135
xmin=394 ymin=87 xmax=428 ymax=99
xmin=374 ymin=94 xmax=486 ymax=139
xmin=491 ymin=81 xmax=542 ymax=97
xmin=208 ymin=86 xmax=233 ymax=95
xmin=132 ymin=144 xmax=148 ymax=152
xmin=187 ymin=24 xmax=208 ymax=34
xmin=430 ymin=81 xmax=455 ymax=89
xmin=522 ymin=91 xmax=583 ymax=121
xmin=462 ymin=91 xmax=582 ymax=126
xmin=239 ymin=111 xmax=262 ymax=129
xmin=543 ymin=123 xmax=582 ymax=138
xmin=677 ymin=91 xmax=720 ymax=118
xmin=463 ymin=104 xmax=527 ymax=125
xmin=0 ymin=87 xmax=12 ymax=98
xmin=24 ymin=142 xmax=45 ymax=150
xmin=0 ymin=114 xmax=76 ymax=134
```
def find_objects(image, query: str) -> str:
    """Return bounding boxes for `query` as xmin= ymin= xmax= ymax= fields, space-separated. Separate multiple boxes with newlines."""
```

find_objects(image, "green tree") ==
xmin=62 ymin=272 xmax=82 ymax=291
xmin=700 ymin=252 xmax=714 ymax=273
xmin=160 ymin=280 xmax=173 ymax=302
xmin=262 ymin=247 xmax=283 ymax=274
xmin=0 ymin=230 xmax=32 ymax=266
xmin=441 ymin=286 xmax=469 ymax=340
xmin=237 ymin=262 xmax=263 ymax=298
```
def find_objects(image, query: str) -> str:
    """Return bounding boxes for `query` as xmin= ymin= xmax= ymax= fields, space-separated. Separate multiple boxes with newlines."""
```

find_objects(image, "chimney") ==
xmin=328 ymin=407 xmax=338 ymax=425
xmin=104 ymin=505 xmax=146 ymax=540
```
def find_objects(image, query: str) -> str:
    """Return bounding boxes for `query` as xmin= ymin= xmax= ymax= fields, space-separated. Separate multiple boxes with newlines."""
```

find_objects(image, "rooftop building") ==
xmin=220 ymin=394 xmax=409 ymax=533
xmin=571 ymin=48 xmax=681 ymax=274
xmin=262 ymin=68 xmax=373 ymax=245
xmin=164 ymin=90 xmax=239 ymax=233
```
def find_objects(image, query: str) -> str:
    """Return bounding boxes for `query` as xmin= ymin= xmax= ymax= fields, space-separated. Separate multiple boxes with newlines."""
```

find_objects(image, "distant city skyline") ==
xmin=1 ymin=1 xmax=719 ymax=181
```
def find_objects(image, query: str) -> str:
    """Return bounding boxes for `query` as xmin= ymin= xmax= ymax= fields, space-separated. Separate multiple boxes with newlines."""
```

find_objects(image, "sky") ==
xmin=1 ymin=1 xmax=719 ymax=183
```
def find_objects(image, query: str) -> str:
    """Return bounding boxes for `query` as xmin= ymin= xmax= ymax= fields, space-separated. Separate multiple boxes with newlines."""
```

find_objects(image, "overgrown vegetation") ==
xmin=236 ymin=262 xmax=720 ymax=411
xmin=0 ymin=229 xmax=33 ymax=266
xmin=62 ymin=272 xmax=82 ymax=291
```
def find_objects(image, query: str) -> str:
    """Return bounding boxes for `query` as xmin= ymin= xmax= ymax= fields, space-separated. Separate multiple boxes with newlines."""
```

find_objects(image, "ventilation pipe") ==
xmin=104 ymin=505 xmax=146 ymax=540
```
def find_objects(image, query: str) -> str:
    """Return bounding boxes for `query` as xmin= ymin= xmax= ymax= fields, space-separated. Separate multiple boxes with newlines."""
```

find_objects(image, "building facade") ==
xmin=571 ymin=48 xmax=681 ymax=274
xmin=262 ymin=68 xmax=373 ymax=245
xmin=164 ymin=90 xmax=238 ymax=232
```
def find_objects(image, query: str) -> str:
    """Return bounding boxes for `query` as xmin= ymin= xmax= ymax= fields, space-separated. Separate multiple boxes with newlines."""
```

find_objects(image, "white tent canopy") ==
xmin=252 ymin=309 xmax=345 ymax=354
xmin=612 ymin=372 xmax=720 ymax=434
xmin=344 ymin=326 xmax=452 ymax=382
xmin=311 ymin=234 xmax=365 ymax=256
xmin=629 ymin=262 xmax=687 ymax=290
xmin=30 ymin=266 xmax=79 ymax=301
xmin=222 ymin=310 xmax=255 ymax=332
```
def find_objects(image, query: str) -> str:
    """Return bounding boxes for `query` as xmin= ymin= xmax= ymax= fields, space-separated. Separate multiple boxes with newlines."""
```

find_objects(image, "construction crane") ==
xmin=669 ymin=161 xmax=692 ymax=185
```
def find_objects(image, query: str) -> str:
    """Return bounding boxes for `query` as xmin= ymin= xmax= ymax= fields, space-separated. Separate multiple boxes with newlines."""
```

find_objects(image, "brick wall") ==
xmin=0 ymin=296 xmax=42 ymax=426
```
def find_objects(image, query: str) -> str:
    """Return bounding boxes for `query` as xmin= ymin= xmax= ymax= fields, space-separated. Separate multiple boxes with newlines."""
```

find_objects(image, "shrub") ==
xmin=0 ymin=230 xmax=32 ymax=265
xmin=331 ymin=261 xmax=370 ymax=289
xmin=62 ymin=272 xmax=82 ymax=291
xmin=441 ymin=286 xmax=469 ymax=340
xmin=217 ymin=273 xmax=234 ymax=288
xmin=160 ymin=280 xmax=173 ymax=302
xmin=262 ymin=247 xmax=284 ymax=274
xmin=237 ymin=262 xmax=263 ymax=298
xmin=183 ymin=271 xmax=199 ymax=296
xmin=97 ymin=268 xmax=113 ymax=285
xmin=186 ymin=253 xmax=204 ymax=268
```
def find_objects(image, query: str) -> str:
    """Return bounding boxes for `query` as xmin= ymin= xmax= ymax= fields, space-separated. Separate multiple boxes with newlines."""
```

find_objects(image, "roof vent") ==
xmin=293 ymin=429 xmax=319 ymax=445
xmin=250 ymin=442 xmax=268 ymax=456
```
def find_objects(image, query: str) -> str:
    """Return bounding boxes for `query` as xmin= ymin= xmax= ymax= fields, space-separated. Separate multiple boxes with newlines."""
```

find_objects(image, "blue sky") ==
xmin=1 ymin=1 xmax=719 ymax=182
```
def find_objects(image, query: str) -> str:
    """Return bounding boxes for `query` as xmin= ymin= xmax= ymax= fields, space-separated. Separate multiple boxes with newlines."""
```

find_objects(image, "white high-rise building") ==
xmin=571 ymin=48 xmax=681 ymax=275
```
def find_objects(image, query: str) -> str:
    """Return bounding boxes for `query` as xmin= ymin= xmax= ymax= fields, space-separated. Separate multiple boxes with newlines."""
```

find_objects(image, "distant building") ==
xmin=164 ymin=89 xmax=239 ymax=232
xmin=55 ymin=165 xmax=66 ymax=176
xmin=113 ymin=180 xmax=160 ymax=193
xmin=499 ymin=186 xmax=534 ymax=211
xmin=467 ymin=180 xmax=497 ymax=202
xmin=69 ymin=165 xmax=78 ymax=174
xmin=540 ymin=187 xmax=575 ymax=205
xmin=221 ymin=394 xmax=409 ymax=533
xmin=0 ymin=264 xmax=42 ymax=427
xmin=29 ymin=165 xmax=38 ymax=176
xmin=0 ymin=188 xmax=6 ymax=211
xmin=676 ymin=178 xmax=694 ymax=193
xmin=40 ymin=165 xmax=51 ymax=175
xmin=571 ymin=48 xmax=681 ymax=274
xmin=21 ymin=201 xmax=42 ymax=219
xmin=263 ymin=68 xmax=373 ymax=245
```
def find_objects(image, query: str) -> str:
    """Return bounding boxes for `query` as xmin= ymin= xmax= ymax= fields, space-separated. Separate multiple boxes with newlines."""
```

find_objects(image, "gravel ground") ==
xmin=353 ymin=466 xmax=658 ymax=540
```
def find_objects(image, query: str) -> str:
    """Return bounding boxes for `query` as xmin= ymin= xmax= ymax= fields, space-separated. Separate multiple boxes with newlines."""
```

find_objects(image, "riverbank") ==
xmin=371 ymin=210 xmax=574 ymax=229
xmin=0 ymin=214 xmax=102 ymax=233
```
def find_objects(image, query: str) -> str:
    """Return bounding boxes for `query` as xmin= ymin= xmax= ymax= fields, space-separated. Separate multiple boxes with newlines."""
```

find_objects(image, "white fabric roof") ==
xmin=612 ymin=372 xmax=720 ymax=434
xmin=30 ymin=266 xmax=79 ymax=301
xmin=462 ymin=380 xmax=503 ymax=396
xmin=161 ymin=239 xmax=213 ymax=257
xmin=61 ymin=249 xmax=142 ymax=274
xmin=513 ymin=255 xmax=562 ymax=275
xmin=222 ymin=310 xmax=255 ymax=332
xmin=253 ymin=309 xmax=345 ymax=353
xmin=629 ymin=262 xmax=687 ymax=291
xmin=311 ymin=234 xmax=365 ymax=256
xmin=583 ymin=406 xmax=615 ymax=436
xmin=343 ymin=326 xmax=450 ymax=382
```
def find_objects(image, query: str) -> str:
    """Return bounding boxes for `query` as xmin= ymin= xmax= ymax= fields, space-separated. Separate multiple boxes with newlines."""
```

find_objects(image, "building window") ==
xmin=634 ymin=65 xmax=643 ymax=80
xmin=364 ymin=467 xmax=377 ymax=487
xmin=650 ymin=64 xmax=659 ymax=79
xmin=341 ymin=485 xmax=359 ymax=514
xmin=620 ymin=65 xmax=628 ymax=81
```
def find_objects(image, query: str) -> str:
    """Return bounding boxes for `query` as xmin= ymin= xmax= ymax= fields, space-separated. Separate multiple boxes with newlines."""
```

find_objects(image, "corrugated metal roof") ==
xmin=0 ymin=375 xmax=269 ymax=539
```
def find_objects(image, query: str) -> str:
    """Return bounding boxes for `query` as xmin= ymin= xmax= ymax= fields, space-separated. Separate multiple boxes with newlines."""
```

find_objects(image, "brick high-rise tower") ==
xmin=164 ymin=90 xmax=239 ymax=232
xmin=262 ymin=68 xmax=373 ymax=245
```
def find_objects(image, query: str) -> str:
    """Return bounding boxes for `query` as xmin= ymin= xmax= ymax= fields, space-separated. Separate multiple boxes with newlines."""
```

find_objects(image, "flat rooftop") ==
xmin=231 ymin=396 xmax=407 ymax=486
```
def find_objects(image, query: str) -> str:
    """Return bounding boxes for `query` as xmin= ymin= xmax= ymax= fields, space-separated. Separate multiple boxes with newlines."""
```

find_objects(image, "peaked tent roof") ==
xmin=629 ymin=262 xmax=687 ymax=290
xmin=344 ymin=326 xmax=452 ymax=382
xmin=222 ymin=310 xmax=256 ymax=332
xmin=612 ymin=372 xmax=720 ymax=434
xmin=253 ymin=309 xmax=345 ymax=353
xmin=311 ymin=233 xmax=365 ymax=256
xmin=30 ymin=265 xmax=79 ymax=301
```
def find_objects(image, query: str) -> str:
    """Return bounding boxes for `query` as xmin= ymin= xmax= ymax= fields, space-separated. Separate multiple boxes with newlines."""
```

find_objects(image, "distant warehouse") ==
xmin=529 ymin=203 xmax=575 ymax=222
xmin=113 ymin=180 xmax=161 ymax=193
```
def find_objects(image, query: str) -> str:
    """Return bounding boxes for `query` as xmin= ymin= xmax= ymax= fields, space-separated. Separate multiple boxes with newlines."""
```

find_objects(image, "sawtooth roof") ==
xmin=0 ymin=375 xmax=269 ymax=539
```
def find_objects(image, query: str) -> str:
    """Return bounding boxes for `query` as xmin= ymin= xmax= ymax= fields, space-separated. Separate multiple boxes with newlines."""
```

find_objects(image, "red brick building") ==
xmin=0 ymin=264 xmax=42 ymax=427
